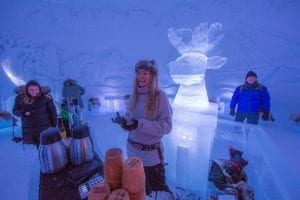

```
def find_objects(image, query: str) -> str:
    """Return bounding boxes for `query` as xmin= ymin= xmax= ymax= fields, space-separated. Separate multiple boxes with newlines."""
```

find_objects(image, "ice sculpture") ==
xmin=164 ymin=23 xmax=226 ymax=197
xmin=168 ymin=22 xmax=227 ymax=110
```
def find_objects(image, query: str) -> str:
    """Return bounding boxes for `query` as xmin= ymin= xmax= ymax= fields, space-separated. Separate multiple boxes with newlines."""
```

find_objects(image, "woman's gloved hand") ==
xmin=111 ymin=112 xmax=127 ymax=125
xmin=112 ymin=112 xmax=138 ymax=131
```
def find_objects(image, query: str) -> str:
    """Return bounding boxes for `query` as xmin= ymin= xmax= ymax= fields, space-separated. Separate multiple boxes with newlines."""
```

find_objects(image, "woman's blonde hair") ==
xmin=128 ymin=60 xmax=160 ymax=119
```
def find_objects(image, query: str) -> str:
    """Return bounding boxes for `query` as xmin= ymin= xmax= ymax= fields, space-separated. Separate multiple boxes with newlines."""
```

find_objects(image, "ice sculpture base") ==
xmin=164 ymin=102 xmax=218 ymax=197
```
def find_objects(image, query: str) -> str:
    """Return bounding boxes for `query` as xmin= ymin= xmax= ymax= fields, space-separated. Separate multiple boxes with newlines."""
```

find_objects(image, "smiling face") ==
xmin=27 ymin=85 xmax=40 ymax=97
xmin=136 ymin=69 xmax=152 ymax=87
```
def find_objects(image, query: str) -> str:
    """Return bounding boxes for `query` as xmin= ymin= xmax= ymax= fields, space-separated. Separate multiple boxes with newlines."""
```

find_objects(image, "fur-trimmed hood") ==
xmin=14 ymin=85 xmax=51 ymax=96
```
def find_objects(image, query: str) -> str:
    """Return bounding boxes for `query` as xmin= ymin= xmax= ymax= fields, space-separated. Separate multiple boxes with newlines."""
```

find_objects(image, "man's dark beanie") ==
xmin=246 ymin=71 xmax=257 ymax=79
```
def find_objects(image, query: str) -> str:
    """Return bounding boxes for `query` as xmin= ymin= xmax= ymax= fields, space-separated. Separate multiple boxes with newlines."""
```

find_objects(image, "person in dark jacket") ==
xmin=230 ymin=71 xmax=271 ymax=125
xmin=12 ymin=80 xmax=57 ymax=146
xmin=62 ymin=78 xmax=85 ymax=109
xmin=208 ymin=147 xmax=254 ymax=200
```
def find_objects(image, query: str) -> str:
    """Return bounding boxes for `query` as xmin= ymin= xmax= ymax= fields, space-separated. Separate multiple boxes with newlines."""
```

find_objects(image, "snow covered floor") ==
xmin=0 ymin=127 xmax=39 ymax=200
xmin=1 ymin=111 xmax=300 ymax=199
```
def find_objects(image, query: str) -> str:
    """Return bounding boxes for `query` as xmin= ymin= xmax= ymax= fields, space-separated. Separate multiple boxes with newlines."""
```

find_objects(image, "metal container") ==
xmin=39 ymin=127 xmax=68 ymax=174
xmin=69 ymin=124 xmax=94 ymax=166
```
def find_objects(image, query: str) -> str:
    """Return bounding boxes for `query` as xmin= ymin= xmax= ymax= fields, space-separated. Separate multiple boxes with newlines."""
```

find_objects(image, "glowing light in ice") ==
xmin=1 ymin=59 xmax=25 ymax=86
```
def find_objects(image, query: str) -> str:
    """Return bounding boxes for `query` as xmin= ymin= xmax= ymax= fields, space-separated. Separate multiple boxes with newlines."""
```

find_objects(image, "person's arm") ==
xmin=137 ymin=92 xmax=172 ymax=137
xmin=230 ymin=86 xmax=240 ymax=110
xmin=78 ymin=85 xmax=85 ymax=95
xmin=261 ymin=86 xmax=270 ymax=112
xmin=12 ymin=96 xmax=24 ymax=117
xmin=46 ymin=95 xmax=57 ymax=127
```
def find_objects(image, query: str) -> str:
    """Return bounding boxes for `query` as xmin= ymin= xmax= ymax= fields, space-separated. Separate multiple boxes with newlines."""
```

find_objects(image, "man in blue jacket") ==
xmin=230 ymin=71 xmax=271 ymax=125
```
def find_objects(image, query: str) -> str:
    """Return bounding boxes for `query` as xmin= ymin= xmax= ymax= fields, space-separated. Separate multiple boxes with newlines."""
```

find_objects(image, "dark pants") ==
xmin=22 ymin=130 xmax=40 ymax=146
xmin=144 ymin=163 xmax=170 ymax=195
xmin=235 ymin=112 xmax=259 ymax=125
xmin=22 ymin=126 xmax=49 ymax=148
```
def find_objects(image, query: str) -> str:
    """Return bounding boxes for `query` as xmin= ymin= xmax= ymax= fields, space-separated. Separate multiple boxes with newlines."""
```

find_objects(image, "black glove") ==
xmin=230 ymin=109 xmax=235 ymax=116
xmin=121 ymin=119 xmax=138 ymax=131
xmin=261 ymin=111 xmax=269 ymax=121
xmin=111 ymin=112 xmax=138 ymax=131
xmin=111 ymin=112 xmax=127 ymax=125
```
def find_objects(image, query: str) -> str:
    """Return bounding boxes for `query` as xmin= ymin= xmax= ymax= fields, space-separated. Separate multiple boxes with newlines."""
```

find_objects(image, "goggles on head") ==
xmin=135 ymin=60 xmax=158 ymax=74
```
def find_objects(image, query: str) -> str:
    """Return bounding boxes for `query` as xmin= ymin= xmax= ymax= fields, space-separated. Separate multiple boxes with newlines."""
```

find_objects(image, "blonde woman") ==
xmin=112 ymin=60 xmax=173 ymax=195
